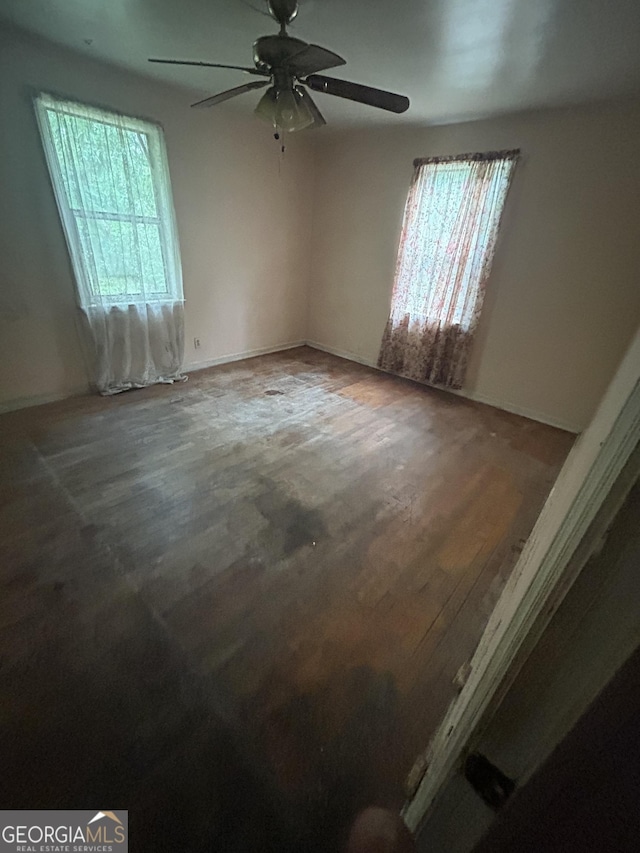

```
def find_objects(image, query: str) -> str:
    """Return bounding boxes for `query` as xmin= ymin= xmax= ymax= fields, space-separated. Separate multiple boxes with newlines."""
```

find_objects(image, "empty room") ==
xmin=1 ymin=1 xmax=639 ymax=851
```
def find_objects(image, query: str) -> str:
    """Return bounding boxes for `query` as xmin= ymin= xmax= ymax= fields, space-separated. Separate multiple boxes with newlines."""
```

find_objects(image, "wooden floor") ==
xmin=0 ymin=348 xmax=573 ymax=851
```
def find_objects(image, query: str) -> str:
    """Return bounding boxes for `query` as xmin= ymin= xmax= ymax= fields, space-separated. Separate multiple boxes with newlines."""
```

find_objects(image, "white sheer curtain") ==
xmin=35 ymin=92 xmax=185 ymax=395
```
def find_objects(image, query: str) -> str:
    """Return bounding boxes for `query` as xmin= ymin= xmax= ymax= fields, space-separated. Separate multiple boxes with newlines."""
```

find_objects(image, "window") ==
xmin=35 ymin=93 xmax=183 ymax=309
xmin=378 ymin=151 xmax=518 ymax=389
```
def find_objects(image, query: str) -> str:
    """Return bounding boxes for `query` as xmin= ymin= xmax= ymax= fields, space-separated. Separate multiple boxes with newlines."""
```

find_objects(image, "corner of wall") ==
xmin=300 ymin=134 xmax=321 ymax=343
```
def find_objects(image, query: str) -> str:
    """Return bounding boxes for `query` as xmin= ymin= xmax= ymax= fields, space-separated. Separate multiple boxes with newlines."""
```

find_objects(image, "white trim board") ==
xmin=402 ymin=326 xmax=640 ymax=834
xmin=0 ymin=340 xmax=580 ymax=433
xmin=305 ymin=339 xmax=377 ymax=370
xmin=1 ymin=339 xmax=583 ymax=431
xmin=0 ymin=342 xmax=307 ymax=414
xmin=184 ymin=340 xmax=306 ymax=373
xmin=0 ymin=384 xmax=90 ymax=415
xmin=306 ymin=340 xmax=581 ymax=433
xmin=449 ymin=388 xmax=581 ymax=433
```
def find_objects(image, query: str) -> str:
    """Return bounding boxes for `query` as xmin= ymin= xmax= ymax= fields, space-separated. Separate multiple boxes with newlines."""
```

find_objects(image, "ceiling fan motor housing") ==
xmin=253 ymin=35 xmax=307 ymax=74
xmin=268 ymin=0 xmax=299 ymax=27
xmin=149 ymin=0 xmax=409 ymax=128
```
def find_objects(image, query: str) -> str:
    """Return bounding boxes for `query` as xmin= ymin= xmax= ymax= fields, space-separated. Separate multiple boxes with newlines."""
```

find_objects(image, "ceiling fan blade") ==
xmin=191 ymin=80 xmax=270 ymax=108
xmin=238 ymin=0 xmax=272 ymax=18
xmin=149 ymin=58 xmax=268 ymax=77
xmin=298 ymin=88 xmax=326 ymax=128
xmin=287 ymin=44 xmax=346 ymax=76
xmin=305 ymin=74 xmax=410 ymax=113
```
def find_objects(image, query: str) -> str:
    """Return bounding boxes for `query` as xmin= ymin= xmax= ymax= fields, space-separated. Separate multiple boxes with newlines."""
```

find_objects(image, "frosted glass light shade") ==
xmin=255 ymin=85 xmax=314 ymax=132
xmin=255 ymin=86 xmax=278 ymax=125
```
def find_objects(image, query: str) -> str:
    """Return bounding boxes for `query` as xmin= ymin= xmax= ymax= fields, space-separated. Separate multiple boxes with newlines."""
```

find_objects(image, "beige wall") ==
xmin=0 ymin=27 xmax=313 ymax=409
xmin=2 ymin=25 xmax=639 ymax=431
xmin=307 ymin=102 xmax=640 ymax=431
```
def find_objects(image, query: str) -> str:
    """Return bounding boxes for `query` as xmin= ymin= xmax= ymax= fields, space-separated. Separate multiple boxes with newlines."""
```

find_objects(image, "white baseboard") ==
xmin=306 ymin=339 xmax=581 ymax=434
xmin=305 ymin=339 xmax=377 ymax=369
xmin=0 ymin=342 xmax=306 ymax=414
xmin=0 ymin=339 xmax=582 ymax=433
xmin=0 ymin=385 xmax=90 ymax=415
xmin=184 ymin=340 xmax=307 ymax=373
xmin=453 ymin=389 xmax=581 ymax=434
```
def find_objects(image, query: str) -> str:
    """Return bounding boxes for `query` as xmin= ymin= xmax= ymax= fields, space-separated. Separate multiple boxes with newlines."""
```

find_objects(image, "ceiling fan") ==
xmin=149 ymin=0 xmax=410 ymax=133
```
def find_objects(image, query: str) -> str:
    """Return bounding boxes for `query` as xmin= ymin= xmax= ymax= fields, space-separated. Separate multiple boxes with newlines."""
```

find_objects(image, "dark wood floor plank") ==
xmin=0 ymin=347 xmax=573 ymax=851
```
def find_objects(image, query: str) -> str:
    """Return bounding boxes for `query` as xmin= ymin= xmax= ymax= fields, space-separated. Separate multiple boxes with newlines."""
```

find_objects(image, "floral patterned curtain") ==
xmin=378 ymin=150 xmax=519 ymax=389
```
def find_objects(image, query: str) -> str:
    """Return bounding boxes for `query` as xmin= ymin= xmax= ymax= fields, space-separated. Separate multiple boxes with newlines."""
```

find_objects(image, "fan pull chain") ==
xmin=274 ymin=128 xmax=286 ymax=173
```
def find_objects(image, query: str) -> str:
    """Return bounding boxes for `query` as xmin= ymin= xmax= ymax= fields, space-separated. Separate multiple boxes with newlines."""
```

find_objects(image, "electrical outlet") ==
xmin=194 ymin=337 xmax=201 ymax=349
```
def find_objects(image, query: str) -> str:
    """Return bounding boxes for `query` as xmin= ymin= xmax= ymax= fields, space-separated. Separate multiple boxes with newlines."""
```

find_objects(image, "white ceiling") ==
xmin=3 ymin=0 xmax=640 ymax=127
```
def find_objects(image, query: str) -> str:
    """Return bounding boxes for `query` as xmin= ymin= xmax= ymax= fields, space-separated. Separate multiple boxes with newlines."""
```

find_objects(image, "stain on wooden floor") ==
xmin=0 ymin=348 xmax=573 ymax=851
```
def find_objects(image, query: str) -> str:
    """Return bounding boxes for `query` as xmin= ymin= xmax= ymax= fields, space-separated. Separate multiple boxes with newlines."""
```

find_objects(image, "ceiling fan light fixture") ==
xmin=254 ymin=86 xmax=278 ymax=125
xmin=277 ymin=86 xmax=314 ymax=132
xmin=256 ymin=85 xmax=314 ymax=133
xmin=297 ymin=87 xmax=326 ymax=128
xmin=155 ymin=0 xmax=410 ymax=131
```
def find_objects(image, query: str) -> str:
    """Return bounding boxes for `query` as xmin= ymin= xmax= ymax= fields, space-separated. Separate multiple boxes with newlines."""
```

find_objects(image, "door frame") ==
xmin=403 ymin=327 xmax=640 ymax=833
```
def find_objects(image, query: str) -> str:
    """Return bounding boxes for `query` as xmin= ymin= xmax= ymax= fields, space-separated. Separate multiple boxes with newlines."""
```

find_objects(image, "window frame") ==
xmin=398 ymin=149 xmax=519 ymax=331
xmin=34 ymin=92 xmax=184 ymax=309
